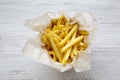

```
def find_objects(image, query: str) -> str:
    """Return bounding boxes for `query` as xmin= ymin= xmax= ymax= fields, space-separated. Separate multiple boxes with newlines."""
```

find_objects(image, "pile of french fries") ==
xmin=41 ymin=15 xmax=89 ymax=65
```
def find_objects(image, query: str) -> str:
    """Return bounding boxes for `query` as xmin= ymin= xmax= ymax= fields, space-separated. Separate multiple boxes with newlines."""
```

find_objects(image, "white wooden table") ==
xmin=0 ymin=0 xmax=120 ymax=80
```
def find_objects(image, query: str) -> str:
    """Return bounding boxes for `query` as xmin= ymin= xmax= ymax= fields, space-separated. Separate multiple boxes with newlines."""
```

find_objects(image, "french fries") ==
xmin=58 ymin=24 xmax=77 ymax=47
xmin=61 ymin=35 xmax=84 ymax=53
xmin=41 ymin=15 xmax=89 ymax=65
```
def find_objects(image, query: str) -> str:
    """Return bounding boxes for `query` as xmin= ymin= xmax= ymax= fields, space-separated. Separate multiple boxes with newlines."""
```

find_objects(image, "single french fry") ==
xmin=73 ymin=45 xmax=78 ymax=56
xmin=61 ymin=15 xmax=67 ymax=25
xmin=80 ymin=42 xmax=85 ymax=47
xmin=79 ymin=42 xmax=88 ymax=50
xmin=78 ymin=30 xmax=89 ymax=36
xmin=59 ymin=24 xmax=77 ymax=47
xmin=57 ymin=16 xmax=62 ymax=27
xmin=48 ymin=32 xmax=62 ymax=62
xmin=62 ymin=39 xmax=71 ymax=65
xmin=64 ymin=23 xmax=69 ymax=36
xmin=61 ymin=35 xmax=84 ymax=53
xmin=70 ymin=46 xmax=74 ymax=59
xmin=62 ymin=47 xmax=72 ymax=65
xmin=71 ymin=27 xmax=77 ymax=40
xmin=70 ymin=28 xmax=77 ymax=57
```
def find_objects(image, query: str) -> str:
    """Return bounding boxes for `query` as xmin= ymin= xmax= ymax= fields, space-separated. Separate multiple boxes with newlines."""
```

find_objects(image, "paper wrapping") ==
xmin=22 ymin=12 xmax=95 ymax=72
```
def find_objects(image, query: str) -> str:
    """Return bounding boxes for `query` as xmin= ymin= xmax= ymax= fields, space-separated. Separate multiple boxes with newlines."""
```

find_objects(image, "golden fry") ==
xmin=78 ymin=30 xmax=89 ymax=36
xmin=57 ymin=16 xmax=62 ymax=27
xmin=61 ymin=15 xmax=67 ymax=25
xmin=79 ymin=42 xmax=88 ymax=50
xmin=70 ymin=28 xmax=77 ymax=58
xmin=70 ymin=49 xmax=74 ymax=59
xmin=62 ymin=47 xmax=72 ymax=65
xmin=73 ymin=45 xmax=78 ymax=56
xmin=80 ymin=42 xmax=85 ymax=47
xmin=48 ymin=32 xmax=62 ymax=62
xmin=64 ymin=23 xmax=69 ymax=36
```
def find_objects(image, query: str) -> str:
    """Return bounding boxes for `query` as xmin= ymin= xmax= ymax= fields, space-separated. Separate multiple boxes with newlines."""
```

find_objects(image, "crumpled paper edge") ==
xmin=22 ymin=12 xmax=95 ymax=72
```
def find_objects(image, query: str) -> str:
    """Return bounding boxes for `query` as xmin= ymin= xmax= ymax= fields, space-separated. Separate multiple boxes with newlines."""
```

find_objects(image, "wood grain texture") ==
xmin=0 ymin=0 xmax=120 ymax=80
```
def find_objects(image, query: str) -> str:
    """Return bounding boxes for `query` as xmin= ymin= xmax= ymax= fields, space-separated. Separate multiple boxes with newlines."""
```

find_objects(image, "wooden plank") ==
xmin=0 ymin=0 xmax=120 ymax=80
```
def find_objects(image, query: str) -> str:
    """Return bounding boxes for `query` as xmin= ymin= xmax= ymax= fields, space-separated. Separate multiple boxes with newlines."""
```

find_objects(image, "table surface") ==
xmin=0 ymin=0 xmax=120 ymax=80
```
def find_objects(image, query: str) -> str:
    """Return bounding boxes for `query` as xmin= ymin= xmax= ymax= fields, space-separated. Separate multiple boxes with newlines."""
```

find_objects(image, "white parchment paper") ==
xmin=22 ymin=12 xmax=95 ymax=72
